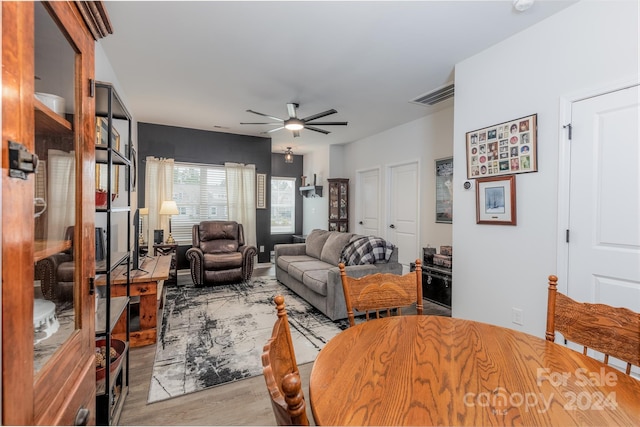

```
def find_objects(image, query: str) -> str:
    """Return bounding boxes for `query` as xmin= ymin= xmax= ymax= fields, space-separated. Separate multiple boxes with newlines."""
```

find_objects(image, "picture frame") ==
xmin=435 ymin=157 xmax=453 ymax=223
xmin=476 ymin=175 xmax=517 ymax=225
xmin=256 ymin=173 xmax=266 ymax=209
xmin=95 ymin=118 xmax=120 ymax=195
xmin=127 ymin=146 xmax=137 ymax=191
xmin=95 ymin=117 xmax=120 ymax=148
xmin=465 ymin=114 xmax=537 ymax=179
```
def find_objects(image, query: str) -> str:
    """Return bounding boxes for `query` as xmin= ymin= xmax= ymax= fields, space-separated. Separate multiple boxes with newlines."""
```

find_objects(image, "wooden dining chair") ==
xmin=546 ymin=275 xmax=640 ymax=375
xmin=261 ymin=295 xmax=310 ymax=426
xmin=339 ymin=259 xmax=423 ymax=327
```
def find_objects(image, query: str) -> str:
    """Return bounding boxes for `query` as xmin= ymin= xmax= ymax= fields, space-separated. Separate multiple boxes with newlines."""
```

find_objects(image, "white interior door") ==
xmin=356 ymin=168 xmax=380 ymax=236
xmin=567 ymin=84 xmax=640 ymax=372
xmin=388 ymin=161 xmax=419 ymax=270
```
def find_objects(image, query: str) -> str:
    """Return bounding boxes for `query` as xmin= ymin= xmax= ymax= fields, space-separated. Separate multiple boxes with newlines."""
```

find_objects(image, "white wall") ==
xmin=95 ymin=42 xmax=138 ymax=251
xmin=452 ymin=0 xmax=639 ymax=335
xmin=302 ymin=145 xmax=331 ymax=233
xmin=317 ymin=106 xmax=455 ymax=254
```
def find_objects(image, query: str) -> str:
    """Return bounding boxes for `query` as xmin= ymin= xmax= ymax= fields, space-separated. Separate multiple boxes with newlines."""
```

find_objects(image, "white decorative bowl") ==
xmin=35 ymin=92 xmax=66 ymax=117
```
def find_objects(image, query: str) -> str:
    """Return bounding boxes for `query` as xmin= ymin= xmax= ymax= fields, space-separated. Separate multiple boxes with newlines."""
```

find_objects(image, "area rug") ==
xmin=147 ymin=275 xmax=348 ymax=403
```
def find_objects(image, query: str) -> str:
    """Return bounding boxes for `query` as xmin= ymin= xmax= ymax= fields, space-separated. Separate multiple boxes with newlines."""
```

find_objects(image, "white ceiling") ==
xmin=99 ymin=1 xmax=576 ymax=155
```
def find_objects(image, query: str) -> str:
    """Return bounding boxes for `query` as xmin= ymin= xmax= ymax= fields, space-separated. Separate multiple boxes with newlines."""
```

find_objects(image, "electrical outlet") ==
xmin=512 ymin=307 xmax=523 ymax=325
xmin=260 ymin=245 xmax=265 ymax=253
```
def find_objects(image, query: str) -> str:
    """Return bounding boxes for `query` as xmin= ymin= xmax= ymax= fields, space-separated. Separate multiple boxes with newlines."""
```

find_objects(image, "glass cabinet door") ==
xmin=2 ymin=1 xmax=96 ymax=424
xmin=32 ymin=0 xmax=78 ymax=373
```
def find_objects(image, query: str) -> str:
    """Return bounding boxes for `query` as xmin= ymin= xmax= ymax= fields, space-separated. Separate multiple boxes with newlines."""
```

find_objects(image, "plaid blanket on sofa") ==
xmin=340 ymin=236 xmax=395 ymax=265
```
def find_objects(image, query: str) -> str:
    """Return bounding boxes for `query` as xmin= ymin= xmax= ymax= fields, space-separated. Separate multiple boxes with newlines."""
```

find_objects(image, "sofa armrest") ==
xmin=186 ymin=247 xmax=204 ymax=286
xmin=273 ymin=243 xmax=307 ymax=266
xmin=238 ymin=245 xmax=258 ymax=280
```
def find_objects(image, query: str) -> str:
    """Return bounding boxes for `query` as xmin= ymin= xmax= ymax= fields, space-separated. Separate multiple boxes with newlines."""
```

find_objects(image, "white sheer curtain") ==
xmin=46 ymin=150 xmax=75 ymax=240
xmin=144 ymin=157 xmax=174 ymax=245
xmin=225 ymin=162 xmax=256 ymax=248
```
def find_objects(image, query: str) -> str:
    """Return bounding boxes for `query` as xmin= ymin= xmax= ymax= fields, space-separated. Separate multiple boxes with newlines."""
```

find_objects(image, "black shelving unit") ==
xmin=94 ymin=81 xmax=132 ymax=425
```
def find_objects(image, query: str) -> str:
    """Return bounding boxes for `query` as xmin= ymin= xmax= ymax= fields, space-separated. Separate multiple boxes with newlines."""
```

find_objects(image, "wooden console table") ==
xmin=96 ymin=255 xmax=171 ymax=347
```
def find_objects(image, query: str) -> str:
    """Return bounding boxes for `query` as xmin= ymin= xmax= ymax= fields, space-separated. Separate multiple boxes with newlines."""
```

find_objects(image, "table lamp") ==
xmin=159 ymin=200 xmax=179 ymax=244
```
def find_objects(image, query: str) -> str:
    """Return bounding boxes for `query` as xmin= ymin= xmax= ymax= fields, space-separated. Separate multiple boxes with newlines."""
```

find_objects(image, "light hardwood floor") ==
xmin=118 ymin=264 xmax=316 ymax=426
xmin=118 ymin=263 xmax=450 ymax=425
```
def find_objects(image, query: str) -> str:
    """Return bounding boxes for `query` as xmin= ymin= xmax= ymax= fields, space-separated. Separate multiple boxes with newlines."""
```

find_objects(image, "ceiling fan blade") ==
xmin=240 ymin=122 xmax=281 ymax=125
xmin=286 ymin=103 xmax=299 ymax=118
xmin=293 ymin=130 xmax=301 ymax=138
xmin=305 ymin=121 xmax=348 ymax=126
xmin=304 ymin=125 xmax=331 ymax=135
xmin=245 ymin=109 xmax=284 ymax=122
xmin=301 ymin=109 xmax=337 ymax=122
xmin=264 ymin=126 xmax=284 ymax=133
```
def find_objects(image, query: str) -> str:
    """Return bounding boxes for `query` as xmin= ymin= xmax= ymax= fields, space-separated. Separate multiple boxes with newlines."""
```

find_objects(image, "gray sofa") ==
xmin=274 ymin=229 xmax=402 ymax=320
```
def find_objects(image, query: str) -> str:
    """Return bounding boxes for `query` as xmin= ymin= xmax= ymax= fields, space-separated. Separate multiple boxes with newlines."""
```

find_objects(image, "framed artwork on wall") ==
xmin=435 ymin=157 xmax=453 ymax=223
xmin=256 ymin=173 xmax=266 ymax=209
xmin=466 ymin=114 xmax=537 ymax=179
xmin=476 ymin=175 xmax=517 ymax=225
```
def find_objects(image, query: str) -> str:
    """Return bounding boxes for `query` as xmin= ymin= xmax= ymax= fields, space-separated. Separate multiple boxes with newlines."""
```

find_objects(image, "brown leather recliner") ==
xmin=35 ymin=226 xmax=75 ymax=302
xmin=186 ymin=221 xmax=257 ymax=286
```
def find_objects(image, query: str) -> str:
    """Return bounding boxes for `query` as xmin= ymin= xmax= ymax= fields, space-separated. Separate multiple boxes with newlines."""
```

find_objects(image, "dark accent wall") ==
xmin=137 ymin=122 xmax=272 ymax=263
xmin=270 ymin=152 xmax=304 ymax=255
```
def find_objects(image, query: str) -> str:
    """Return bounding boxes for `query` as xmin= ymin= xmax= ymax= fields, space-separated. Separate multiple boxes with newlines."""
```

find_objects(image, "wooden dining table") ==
xmin=309 ymin=315 xmax=640 ymax=426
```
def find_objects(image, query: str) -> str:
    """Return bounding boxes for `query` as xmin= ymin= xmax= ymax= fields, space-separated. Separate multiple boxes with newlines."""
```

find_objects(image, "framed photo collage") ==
xmin=465 ymin=114 xmax=537 ymax=179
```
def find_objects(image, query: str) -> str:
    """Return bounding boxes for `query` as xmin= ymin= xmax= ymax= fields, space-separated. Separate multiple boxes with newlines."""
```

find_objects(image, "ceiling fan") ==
xmin=241 ymin=103 xmax=348 ymax=137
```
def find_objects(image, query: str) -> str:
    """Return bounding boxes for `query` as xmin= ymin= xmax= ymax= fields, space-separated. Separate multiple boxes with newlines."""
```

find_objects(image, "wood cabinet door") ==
xmin=2 ymin=2 xmax=96 ymax=424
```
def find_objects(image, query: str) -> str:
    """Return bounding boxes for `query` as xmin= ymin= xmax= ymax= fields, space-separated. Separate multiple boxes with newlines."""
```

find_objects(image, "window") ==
xmin=271 ymin=177 xmax=296 ymax=234
xmin=172 ymin=162 xmax=227 ymax=243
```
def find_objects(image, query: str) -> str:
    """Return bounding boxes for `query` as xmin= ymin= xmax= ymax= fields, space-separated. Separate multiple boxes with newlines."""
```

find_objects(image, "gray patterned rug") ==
xmin=147 ymin=275 xmax=349 ymax=403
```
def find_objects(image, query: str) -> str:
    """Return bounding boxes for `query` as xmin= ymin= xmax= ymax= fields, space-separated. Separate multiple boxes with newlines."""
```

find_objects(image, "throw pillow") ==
xmin=305 ymin=229 xmax=331 ymax=259
xmin=320 ymin=232 xmax=354 ymax=265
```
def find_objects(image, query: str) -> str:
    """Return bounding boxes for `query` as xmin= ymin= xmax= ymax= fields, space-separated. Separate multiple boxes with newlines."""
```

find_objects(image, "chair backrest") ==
xmin=546 ymin=275 xmax=640 ymax=375
xmin=339 ymin=259 xmax=423 ymax=327
xmin=192 ymin=221 xmax=244 ymax=253
xmin=261 ymin=296 xmax=309 ymax=426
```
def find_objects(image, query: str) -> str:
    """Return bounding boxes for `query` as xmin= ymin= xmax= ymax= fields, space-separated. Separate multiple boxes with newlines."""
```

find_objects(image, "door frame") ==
xmin=556 ymin=75 xmax=640 ymax=294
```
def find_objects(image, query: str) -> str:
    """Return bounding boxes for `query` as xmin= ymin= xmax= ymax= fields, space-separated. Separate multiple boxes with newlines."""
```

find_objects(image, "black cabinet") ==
xmin=422 ymin=265 xmax=452 ymax=308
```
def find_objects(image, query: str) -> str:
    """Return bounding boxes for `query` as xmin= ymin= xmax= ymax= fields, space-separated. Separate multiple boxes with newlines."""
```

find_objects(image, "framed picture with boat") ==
xmin=476 ymin=175 xmax=517 ymax=225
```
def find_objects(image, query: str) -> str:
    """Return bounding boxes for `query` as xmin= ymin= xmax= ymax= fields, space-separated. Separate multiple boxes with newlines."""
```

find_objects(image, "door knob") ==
xmin=389 ymin=224 xmax=396 ymax=229
xmin=358 ymin=221 xmax=363 ymax=225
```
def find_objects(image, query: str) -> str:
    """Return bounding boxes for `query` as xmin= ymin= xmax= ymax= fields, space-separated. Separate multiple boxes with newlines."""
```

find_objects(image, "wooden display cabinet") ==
xmin=328 ymin=178 xmax=349 ymax=232
xmin=1 ymin=2 xmax=112 ymax=425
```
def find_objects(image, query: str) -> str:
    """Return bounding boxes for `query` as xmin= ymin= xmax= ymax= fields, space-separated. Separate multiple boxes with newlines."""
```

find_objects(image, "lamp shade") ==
xmin=139 ymin=207 xmax=149 ymax=215
xmin=159 ymin=200 xmax=179 ymax=215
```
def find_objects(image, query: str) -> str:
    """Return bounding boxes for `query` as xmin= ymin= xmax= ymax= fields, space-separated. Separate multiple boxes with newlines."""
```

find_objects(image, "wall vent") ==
xmin=411 ymin=83 xmax=455 ymax=106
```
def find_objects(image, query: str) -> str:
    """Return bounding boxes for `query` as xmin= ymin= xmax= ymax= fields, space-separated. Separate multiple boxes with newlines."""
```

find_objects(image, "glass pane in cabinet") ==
xmin=32 ymin=2 xmax=77 ymax=373
xmin=339 ymin=184 xmax=347 ymax=219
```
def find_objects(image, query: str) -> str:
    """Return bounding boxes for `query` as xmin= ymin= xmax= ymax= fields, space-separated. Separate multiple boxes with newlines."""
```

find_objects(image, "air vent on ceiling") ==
xmin=411 ymin=83 xmax=455 ymax=106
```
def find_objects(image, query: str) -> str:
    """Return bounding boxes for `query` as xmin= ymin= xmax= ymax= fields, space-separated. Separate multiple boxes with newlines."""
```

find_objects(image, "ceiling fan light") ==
xmin=284 ymin=119 xmax=304 ymax=131
xmin=284 ymin=147 xmax=294 ymax=163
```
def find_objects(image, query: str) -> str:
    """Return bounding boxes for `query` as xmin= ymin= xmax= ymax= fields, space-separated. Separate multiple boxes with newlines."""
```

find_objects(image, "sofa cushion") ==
xmin=305 ymin=229 xmax=331 ymax=259
xmin=203 ymin=251 xmax=243 ymax=270
xmin=276 ymin=255 xmax=317 ymax=272
xmin=302 ymin=269 xmax=329 ymax=296
xmin=320 ymin=232 xmax=355 ymax=265
xmin=288 ymin=259 xmax=332 ymax=282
